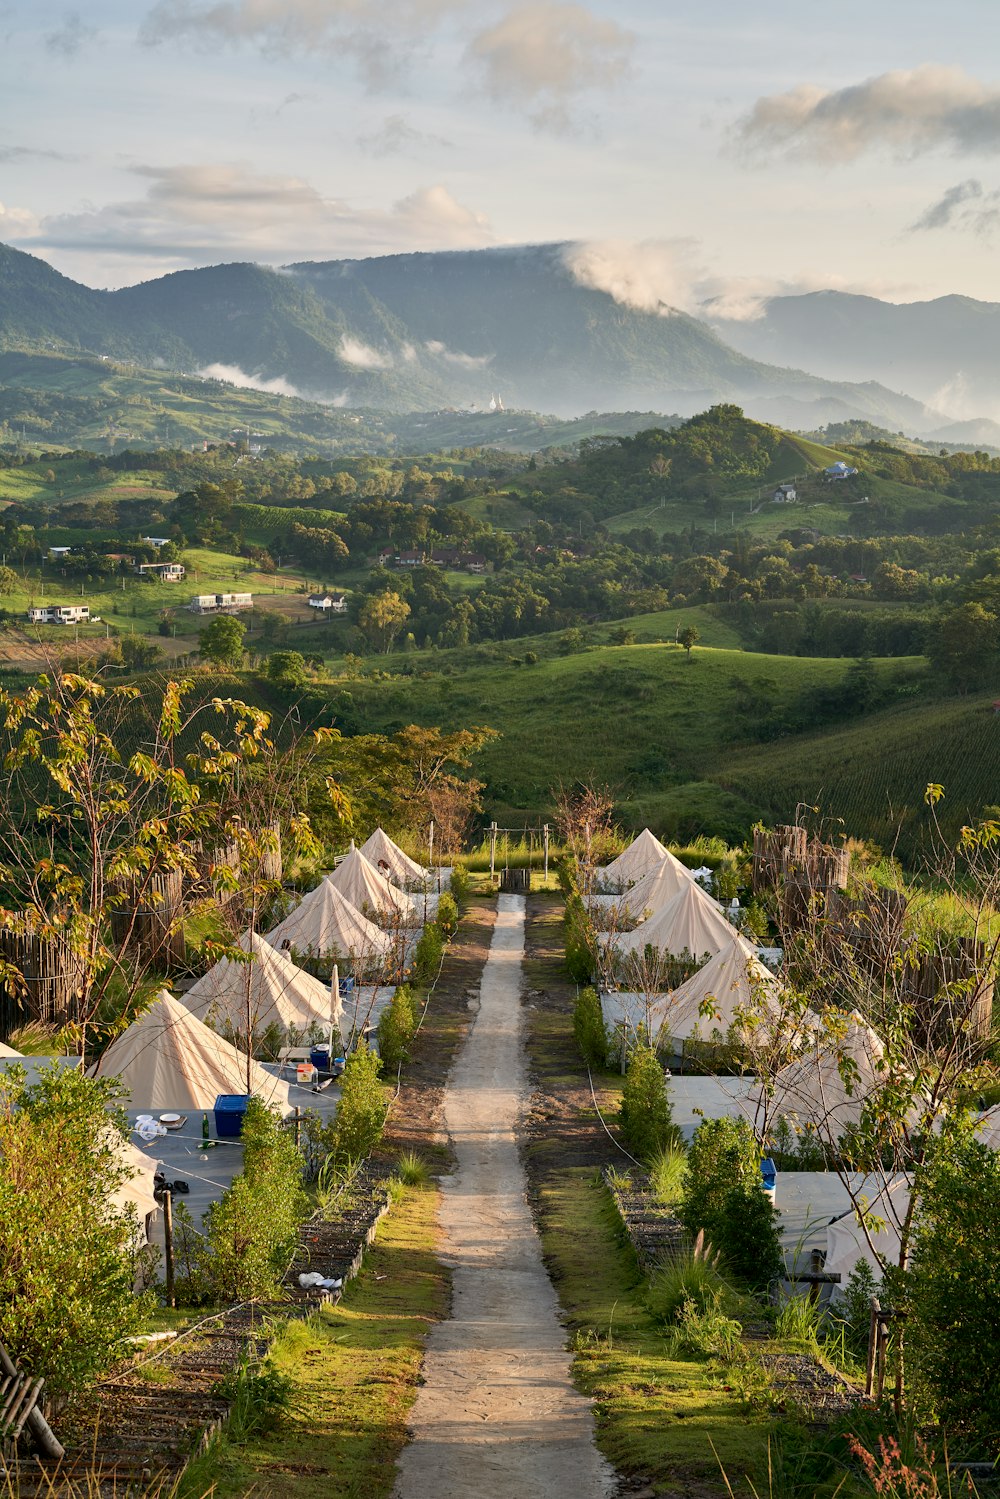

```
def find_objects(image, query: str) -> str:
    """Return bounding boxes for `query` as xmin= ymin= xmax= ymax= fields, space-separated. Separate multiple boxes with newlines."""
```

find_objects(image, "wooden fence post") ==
xmin=162 ymin=1188 xmax=175 ymax=1310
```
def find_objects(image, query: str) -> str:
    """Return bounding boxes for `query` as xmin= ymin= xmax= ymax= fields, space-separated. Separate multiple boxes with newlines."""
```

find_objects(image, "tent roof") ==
xmin=663 ymin=940 xmax=784 ymax=1042
xmin=358 ymin=828 xmax=427 ymax=885
xmin=183 ymin=933 xmax=336 ymax=1037
xmin=824 ymin=1174 xmax=910 ymax=1300
xmin=765 ymin=1011 xmax=889 ymax=1140
xmin=614 ymin=880 xmax=748 ymax=961
xmin=599 ymin=828 xmax=673 ymax=887
xmin=613 ymin=854 xmax=697 ymax=920
xmin=327 ymin=848 xmax=415 ymax=924
xmin=0 ymin=1040 xmax=22 ymax=1058
xmin=108 ymin=1135 xmax=162 ymax=1222
xmin=265 ymin=881 xmax=392 ymax=968
xmin=91 ymin=992 xmax=292 ymax=1112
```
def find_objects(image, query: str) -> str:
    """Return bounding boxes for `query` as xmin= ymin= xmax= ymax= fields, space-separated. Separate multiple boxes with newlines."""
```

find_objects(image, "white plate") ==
xmin=159 ymin=1113 xmax=182 ymax=1125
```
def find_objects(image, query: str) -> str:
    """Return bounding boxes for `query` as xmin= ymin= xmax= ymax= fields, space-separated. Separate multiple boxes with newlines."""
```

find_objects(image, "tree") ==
xmin=619 ymin=1044 xmax=674 ymax=1161
xmin=0 ymin=1065 xmax=149 ymax=1394
xmin=120 ymin=634 xmax=164 ymax=670
xmin=679 ymin=625 xmax=699 ymax=659
xmin=0 ymin=565 xmax=17 ymax=595
xmin=358 ymin=590 xmax=410 ymax=654
xmin=266 ymin=650 xmax=308 ymax=690
xmin=199 ymin=613 xmax=246 ymax=666
xmin=927 ymin=601 xmax=999 ymax=690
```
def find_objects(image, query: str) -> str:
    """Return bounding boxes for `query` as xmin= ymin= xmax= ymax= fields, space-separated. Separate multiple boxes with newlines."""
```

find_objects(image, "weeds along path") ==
xmin=393 ymin=893 xmax=615 ymax=1499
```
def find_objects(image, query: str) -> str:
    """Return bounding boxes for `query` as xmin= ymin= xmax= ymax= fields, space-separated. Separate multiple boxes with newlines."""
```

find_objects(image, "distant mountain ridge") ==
xmin=707 ymin=289 xmax=1000 ymax=425
xmin=0 ymin=240 xmax=963 ymax=431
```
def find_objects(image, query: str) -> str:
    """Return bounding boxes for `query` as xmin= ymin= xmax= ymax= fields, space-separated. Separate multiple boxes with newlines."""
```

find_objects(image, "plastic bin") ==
xmin=310 ymin=1047 xmax=331 ymax=1072
xmin=214 ymin=1093 xmax=250 ymax=1138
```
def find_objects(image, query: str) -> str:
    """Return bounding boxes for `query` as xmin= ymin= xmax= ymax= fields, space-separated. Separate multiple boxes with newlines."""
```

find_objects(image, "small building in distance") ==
xmin=47 ymin=546 xmax=73 ymax=561
xmin=308 ymin=592 xmax=347 ymax=613
xmin=137 ymin=561 xmax=186 ymax=582
xmin=28 ymin=603 xmax=91 ymax=625
xmin=772 ymin=483 xmax=797 ymax=504
xmin=141 ymin=537 xmax=171 ymax=549
xmin=824 ymin=461 xmax=859 ymax=482
xmin=188 ymin=592 xmax=253 ymax=614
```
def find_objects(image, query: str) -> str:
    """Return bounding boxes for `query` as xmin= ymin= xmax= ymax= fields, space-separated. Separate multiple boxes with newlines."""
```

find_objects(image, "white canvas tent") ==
xmin=664 ymin=939 xmax=785 ymax=1043
xmin=762 ymin=1011 xmax=893 ymax=1142
xmin=91 ymin=993 xmax=292 ymax=1112
xmin=183 ymin=932 xmax=337 ymax=1038
xmin=358 ymin=828 xmax=427 ymax=887
xmin=265 ymin=881 xmax=394 ymax=976
xmin=108 ymin=1136 xmax=162 ymax=1226
xmin=597 ymin=829 xmax=673 ymax=890
xmin=613 ymin=880 xmax=747 ymax=963
xmin=327 ymin=848 xmax=416 ymax=926
xmin=0 ymin=1040 xmax=21 ymax=1058
xmin=824 ymin=1175 xmax=910 ymax=1301
xmin=596 ymin=853 xmax=700 ymax=921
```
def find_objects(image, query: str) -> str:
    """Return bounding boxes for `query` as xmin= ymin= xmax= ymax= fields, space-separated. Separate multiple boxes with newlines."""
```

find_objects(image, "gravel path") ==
xmin=393 ymin=894 xmax=614 ymax=1499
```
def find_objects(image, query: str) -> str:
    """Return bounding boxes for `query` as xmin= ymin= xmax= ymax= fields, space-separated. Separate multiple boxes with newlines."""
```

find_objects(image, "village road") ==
xmin=393 ymin=893 xmax=614 ymax=1499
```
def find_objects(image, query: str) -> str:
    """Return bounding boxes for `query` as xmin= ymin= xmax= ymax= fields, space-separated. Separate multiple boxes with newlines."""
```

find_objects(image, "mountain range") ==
xmin=0 ymin=240 xmax=994 ymax=436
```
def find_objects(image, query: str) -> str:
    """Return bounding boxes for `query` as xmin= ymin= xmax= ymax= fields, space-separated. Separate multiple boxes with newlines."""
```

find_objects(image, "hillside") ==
xmin=0 ymin=241 xmax=955 ymax=430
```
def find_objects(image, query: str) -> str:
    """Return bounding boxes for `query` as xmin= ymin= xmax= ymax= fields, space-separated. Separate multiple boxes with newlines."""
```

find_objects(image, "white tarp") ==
xmin=0 ymin=1041 xmax=22 ymax=1058
xmin=91 ymin=992 xmax=292 ymax=1112
xmin=184 ymin=932 xmax=337 ymax=1038
xmin=358 ymin=828 xmax=427 ymax=887
xmin=327 ymin=848 xmax=417 ymax=927
xmin=612 ymin=880 xmax=749 ymax=963
xmin=597 ymin=829 xmax=673 ymax=889
xmin=265 ymin=880 xmax=395 ymax=975
xmin=762 ymin=1011 xmax=891 ymax=1142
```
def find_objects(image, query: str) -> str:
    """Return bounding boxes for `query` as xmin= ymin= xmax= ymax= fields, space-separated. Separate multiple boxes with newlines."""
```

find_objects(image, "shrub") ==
xmin=668 ymin=1293 xmax=743 ymax=1361
xmin=680 ymin=1116 xmax=783 ymax=1290
xmin=412 ymin=922 xmax=445 ymax=983
xmin=573 ymin=986 xmax=608 ymax=1068
xmin=449 ymin=864 xmax=471 ymax=904
xmin=215 ymin=1355 xmax=293 ymax=1440
xmin=618 ymin=1044 xmax=675 ymax=1161
xmin=377 ymin=985 xmax=417 ymax=1071
xmin=331 ymin=1044 xmax=388 ymax=1163
xmin=435 ymin=890 xmax=459 ymax=939
xmin=199 ymin=1098 xmax=309 ymax=1302
xmin=0 ymin=1066 xmax=150 ymax=1394
xmin=564 ymin=893 xmax=594 ymax=983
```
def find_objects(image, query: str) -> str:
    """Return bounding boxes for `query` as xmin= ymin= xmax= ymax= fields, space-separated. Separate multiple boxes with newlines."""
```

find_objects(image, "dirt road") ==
xmin=393 ymin=893 xmax=614 ymax=1499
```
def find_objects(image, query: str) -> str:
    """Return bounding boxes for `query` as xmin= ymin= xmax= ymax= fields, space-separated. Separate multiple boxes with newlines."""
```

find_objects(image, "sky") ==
xmin=3 ymin=0 xmax=1000 ymax=308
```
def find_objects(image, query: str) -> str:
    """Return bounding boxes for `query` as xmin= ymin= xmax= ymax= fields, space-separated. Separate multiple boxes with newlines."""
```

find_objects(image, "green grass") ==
xmin=184 ymin=1183 xmax=447 ymax=1499
xmin=537 ymin=1170 xmax=768 ymax=1489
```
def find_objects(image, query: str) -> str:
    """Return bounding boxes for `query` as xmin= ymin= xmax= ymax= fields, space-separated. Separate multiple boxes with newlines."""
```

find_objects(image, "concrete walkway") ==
xmin=393 ymin=894 xmax=613 ymax=1499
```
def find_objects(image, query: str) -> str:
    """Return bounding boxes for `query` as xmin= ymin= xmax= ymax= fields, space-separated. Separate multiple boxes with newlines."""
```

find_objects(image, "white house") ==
xmin=308 ymin=592 xmax=347 ymax=613
xmin=141 ymin=537 xmax=171 ymax=549
xmin=28 ymin=604 xmax=90 ymax=625
xmin=137 ymin=562 xmax=185 ymax=582
xmin=188 ymin=592 xmax=253 ymax=614
xmin=47 ymin=546 xmax=73 ymax=561
xmin=772 ymin=483 xmax=797 ymax=504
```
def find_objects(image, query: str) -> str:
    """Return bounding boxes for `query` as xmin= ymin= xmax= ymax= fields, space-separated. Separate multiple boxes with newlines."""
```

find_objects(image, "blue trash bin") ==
xmin=214 ymin=1093 xmax=250 ymax=1138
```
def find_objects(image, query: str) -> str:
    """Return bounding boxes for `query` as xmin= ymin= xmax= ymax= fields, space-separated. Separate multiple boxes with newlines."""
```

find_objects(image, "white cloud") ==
xmin=196 ymin=362 xmax=306 ymax=397
xmin=5 ymin=163 xmax=493 ymax=276
xmin=562 ymin=239 xmax=699 ymax=314
xmin=45 ymin=11 xmax=97 ymax=58
xmin=467 ymin=3 xmax=634 ymax=126
xmin=736 ymin=65 xmax=1000 ymax=163
xmin=338 ymin=337 xmax=394 ymax=370
xmin=425 ymin=339 xmax=492 ymax=368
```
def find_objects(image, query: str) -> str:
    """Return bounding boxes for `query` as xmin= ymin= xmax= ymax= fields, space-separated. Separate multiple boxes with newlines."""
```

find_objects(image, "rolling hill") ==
xmin=0 ymin=241 xmax=957 ymax=431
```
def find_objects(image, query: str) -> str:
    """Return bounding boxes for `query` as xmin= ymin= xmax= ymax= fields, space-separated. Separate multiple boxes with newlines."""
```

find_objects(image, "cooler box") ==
xmin=214 ymin=1093 xmax=250 ymax=1138
xmin=310 ymin=1047 xmax=331 ymax=1072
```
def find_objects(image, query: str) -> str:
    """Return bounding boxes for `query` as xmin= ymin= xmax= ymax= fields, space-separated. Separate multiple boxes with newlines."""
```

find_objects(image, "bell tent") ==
xmin=613 ymin=880 xmax=748 ymax=964
xmin=598 ymin=829 xmax=672 ymax=890
xmin=763 ymin=1012 xmax=895 ymax=1143
xmin=183 ymin=932 xmax=337 ymax=1039
xmin=665 ymin=940 xmax=784 ymax=1044
xmin=603 ymin=853 xmax=697 ymax=921
xmin=265 ymin=880 xmax=395 ymax=975
xmin=91 ymin=992 xmax=292 ymax=1111
xmin=358 ymin=828 xmax=427 ymax=887
xmin=327 ymin=847 xmax=416 ymax=926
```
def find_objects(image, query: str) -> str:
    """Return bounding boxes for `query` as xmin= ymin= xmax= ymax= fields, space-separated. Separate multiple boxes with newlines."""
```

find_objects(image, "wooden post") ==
xmin=293 ymin=1106 xmax=302 ymax=1150
xmin=865 ymin=1298 xmax=879 ymax=1397
xmin=809 ymin=1248 xmax=823 ymax=1304
xmin=543 ymin=823 xmax=549 ymax=884
xmin=489 ymin=821 xmax=497 ymax=883
xmin=162 ymin=1188 xmax=175 ymax=1310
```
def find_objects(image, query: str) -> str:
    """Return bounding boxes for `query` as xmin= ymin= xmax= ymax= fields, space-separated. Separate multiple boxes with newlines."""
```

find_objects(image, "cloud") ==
xmin=45 ymin=12 xmax=97 ymax=57
xmin=562 ymin=239 xmax=700 ymax=315
xmin=0 ymin=144 xmax=73 ymax=164
xmin=196 ymin=362 xmax=307 ymax=398
xmin=467 ymin=3 xmax=634 ymax=126
xmin=425 ymin=339 xmax=492 ymax=368
xmin=338 ymin=337 xmax=394 ymax=370
xmin=736 ymin=65 xmax=1000 ymax=163
xmin=356 ymin=113 xmax=453 ymax=158
xmin=140 ymin=0 xmax=462 ymax=86
xmin=6 ymin=162 xmax=493 ymax=275
xmin=909 ymin=177 xmax=1000 ymax=237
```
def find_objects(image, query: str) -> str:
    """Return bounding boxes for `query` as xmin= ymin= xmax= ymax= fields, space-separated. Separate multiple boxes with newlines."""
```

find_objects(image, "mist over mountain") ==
xmin=707 ymin=290 xmax=1000 ymax=425
xmin=0 ymin=241 xmax=961 ymax=432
